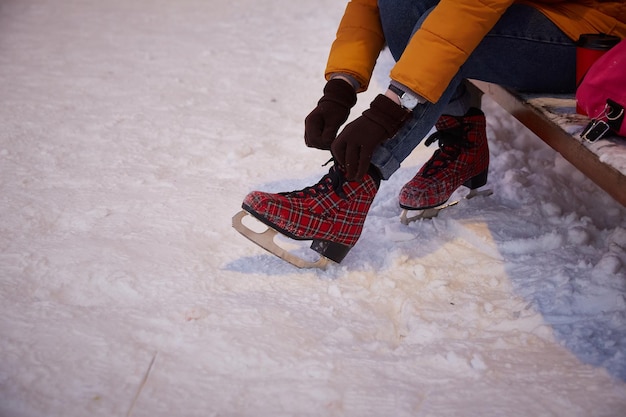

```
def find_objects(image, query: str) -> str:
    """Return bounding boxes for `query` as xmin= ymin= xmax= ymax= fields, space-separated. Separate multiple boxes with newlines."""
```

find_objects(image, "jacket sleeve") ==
xmin=324 ymin=0 xmax=385 ymax=92
xmin=325 ymin=0 xmax=516 ymax=99
xmin=391 ymin=0 xmax=516 ymax=103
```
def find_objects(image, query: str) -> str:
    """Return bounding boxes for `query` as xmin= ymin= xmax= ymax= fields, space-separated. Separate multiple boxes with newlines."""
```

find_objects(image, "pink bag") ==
xmin=576 ymin=38 xmax=626 ymax=141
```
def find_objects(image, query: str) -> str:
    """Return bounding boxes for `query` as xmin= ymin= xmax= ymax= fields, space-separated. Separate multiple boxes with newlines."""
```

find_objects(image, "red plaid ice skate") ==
xmin=399 ymin=108 xmax=489 ymax=210
xmin=239 ymin=165 xmax=379 ymax=265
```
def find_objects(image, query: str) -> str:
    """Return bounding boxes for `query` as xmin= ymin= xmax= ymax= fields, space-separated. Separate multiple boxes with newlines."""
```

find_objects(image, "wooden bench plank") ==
xmin=471 ymin=80 xmax=626 ymax=207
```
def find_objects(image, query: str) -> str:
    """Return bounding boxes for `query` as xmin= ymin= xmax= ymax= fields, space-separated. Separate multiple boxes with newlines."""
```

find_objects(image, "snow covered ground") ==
xmin=1 ymin=1 xmax=626 ymax=416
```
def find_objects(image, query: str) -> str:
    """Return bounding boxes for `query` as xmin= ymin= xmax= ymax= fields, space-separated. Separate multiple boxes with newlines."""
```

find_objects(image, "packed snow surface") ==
xmin=1 ymin=1 xmax=626 ymax=416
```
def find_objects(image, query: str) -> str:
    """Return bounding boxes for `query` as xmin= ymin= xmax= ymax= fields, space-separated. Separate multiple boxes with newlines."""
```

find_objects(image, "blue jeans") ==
xmin=372 ymin=1 xmax=576 ymax=180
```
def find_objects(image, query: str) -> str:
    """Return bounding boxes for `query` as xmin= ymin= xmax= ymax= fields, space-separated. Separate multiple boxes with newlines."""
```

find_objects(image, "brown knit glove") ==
xmin=304 ymin=79 xmax=357 ymax=150
xmin=332 ymin=94 xmax=411 ymax=181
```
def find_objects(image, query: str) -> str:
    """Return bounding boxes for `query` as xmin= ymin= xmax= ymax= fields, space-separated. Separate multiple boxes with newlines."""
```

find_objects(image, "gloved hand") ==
xmin=304 ymin=78 xmax=357 ymax=150
xmin=332 ymin=94 xmax=411 ymax=181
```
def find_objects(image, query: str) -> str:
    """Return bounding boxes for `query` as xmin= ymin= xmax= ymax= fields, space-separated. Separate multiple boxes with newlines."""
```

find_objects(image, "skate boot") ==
xmin=399 ymin=108 xmax=491 ymax=222
xmin=232 ymin=164 xmax=379 ymax=268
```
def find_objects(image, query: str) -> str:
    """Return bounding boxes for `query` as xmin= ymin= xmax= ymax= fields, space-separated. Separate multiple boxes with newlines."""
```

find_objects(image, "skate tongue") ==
xmin=421 ymin=129 xmax=469 ymax=177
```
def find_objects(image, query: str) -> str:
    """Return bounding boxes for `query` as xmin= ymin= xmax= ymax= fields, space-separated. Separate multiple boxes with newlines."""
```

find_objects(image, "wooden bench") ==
xmin=470 ymin=80 xmax=626 ymax=207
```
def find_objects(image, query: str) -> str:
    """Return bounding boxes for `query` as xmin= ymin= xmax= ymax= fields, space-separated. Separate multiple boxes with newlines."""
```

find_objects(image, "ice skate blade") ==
xmin=400 ymin=203 xmax=457 ymax=224
xmin=400 ymin=188 xmax=493 ymax=225
xmin=232 ymin=210 xmax=330 ymax=269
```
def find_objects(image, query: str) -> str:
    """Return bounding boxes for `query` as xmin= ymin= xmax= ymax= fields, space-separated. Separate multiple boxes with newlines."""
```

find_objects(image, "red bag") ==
xmin=576 ymin=38 xmax=626 ymax=141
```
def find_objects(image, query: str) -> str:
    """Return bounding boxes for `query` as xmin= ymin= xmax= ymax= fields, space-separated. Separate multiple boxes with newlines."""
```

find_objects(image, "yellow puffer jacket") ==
xmin=325 ymin=0 xmax=626 ymax=103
